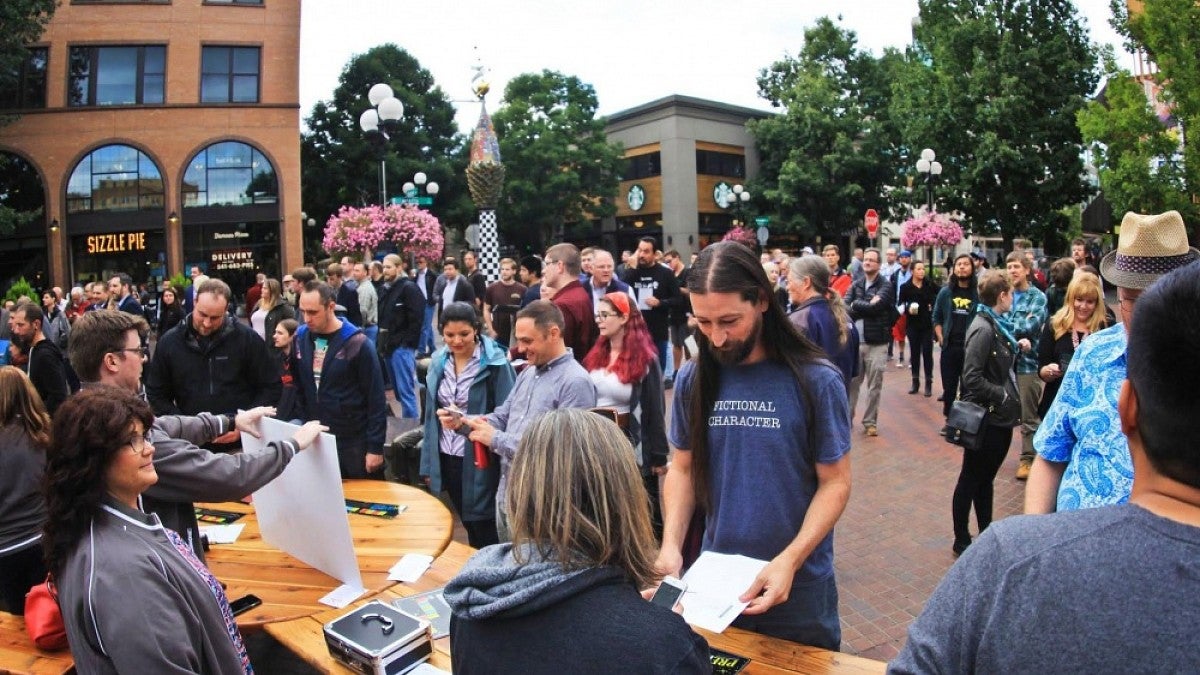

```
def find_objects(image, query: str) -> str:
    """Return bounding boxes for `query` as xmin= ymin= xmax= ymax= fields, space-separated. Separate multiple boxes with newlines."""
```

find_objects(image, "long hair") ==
xmin=42 ymin=386 xmax=155 ymax=576
xmin=160 ymin=286 xmax=178 ymax=307
xmin=259 ymin=279 xmax=283 ymax=311
xmin=788 ymin=254 xmax=851 ymax=348
xmin=507 ymin=409 xmax=659 ymax=590
xmin=581 ymin=294 xmax=657 ymax=384
xmin=1050 ymin=272 xmax=1106 ymax=340
xmin=950 ymin=254 xmax=978 ymax=295
xmin=687 ymin=241 xmax=828 ymax=509
xmin=0 ymin=366 xmax=50 ymax=449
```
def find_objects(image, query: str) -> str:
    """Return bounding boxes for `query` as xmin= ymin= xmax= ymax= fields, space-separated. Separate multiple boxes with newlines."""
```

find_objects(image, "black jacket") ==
xmin=961 ymin=312 xmax=1022 ymax=427
xmin=262 ymin=300 xmax=296 ymax=348
xmin=622 ymin=263 xmax=680 ymax=343
xmin=146 ymin=316 xmax=281 ymax=417
xmin=26 ymin=339 xmax=70 ymax=414
xmin=335 ymin=282 xmax=362 ymax=327
xmin=847 ymin=274 xmax=896 ymax=345
xmin=378 ymin=276 xmax=425 ymax=352
xmin=413 ymin=267 xmax=438 ymax=306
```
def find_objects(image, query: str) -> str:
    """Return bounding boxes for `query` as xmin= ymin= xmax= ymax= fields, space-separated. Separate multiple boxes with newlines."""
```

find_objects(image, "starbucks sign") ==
xmin=627 ymin=184 xmax=646 ymax=211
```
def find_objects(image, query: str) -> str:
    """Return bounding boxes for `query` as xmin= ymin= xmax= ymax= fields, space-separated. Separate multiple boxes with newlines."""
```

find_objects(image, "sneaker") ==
xmin=938 ymin=424 xmax=951 ymax=436
xmin=1015 ymin=460 xmax=1032 ymax=481
xmin=663 ymin=377 xmax=674 ymax=390
xmin=952 ymin=539 xmax=971 ymax=557
xmin=865 ymin=425 xmax=878 ymax=437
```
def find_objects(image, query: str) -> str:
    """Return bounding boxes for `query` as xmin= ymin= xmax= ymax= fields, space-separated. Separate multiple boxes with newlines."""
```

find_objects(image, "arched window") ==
xmin=66 ymin=144 xmax=163 ymax=214
xmin=182 ymin=141 xmax=277 ymax=208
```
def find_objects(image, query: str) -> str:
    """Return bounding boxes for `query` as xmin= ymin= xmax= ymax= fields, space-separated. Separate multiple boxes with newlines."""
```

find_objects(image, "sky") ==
xmin=298 ymin=0 xmax=1131 ymax=134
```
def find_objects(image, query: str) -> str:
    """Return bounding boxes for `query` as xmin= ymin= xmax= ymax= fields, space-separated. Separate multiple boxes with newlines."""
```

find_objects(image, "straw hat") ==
xmin=1100 ymin=211 xmax=1200 ymax=289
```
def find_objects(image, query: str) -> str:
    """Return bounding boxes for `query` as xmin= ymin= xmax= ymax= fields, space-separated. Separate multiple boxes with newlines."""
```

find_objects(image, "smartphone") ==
xmin=229 ymin=594 xmax=263 ymax=616
xmin=650 ymin=577 xmax=687 ymax=609
xmin=445 ymin=404 xmax=464 ymax=421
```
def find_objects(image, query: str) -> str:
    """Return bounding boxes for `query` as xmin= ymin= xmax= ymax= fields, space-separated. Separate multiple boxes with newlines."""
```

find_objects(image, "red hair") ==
xmin=582 ymin=294 xmax=658 ymax=385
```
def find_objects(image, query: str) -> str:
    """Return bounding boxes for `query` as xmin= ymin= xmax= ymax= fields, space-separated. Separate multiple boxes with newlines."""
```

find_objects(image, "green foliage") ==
xmin=491 ymin=70 xmax=624 ymax=252
xmin=168 ymin=272 xmax=191 ymax=291
xmin=0 ymin=151 xmax=45 ymax=236
xmin=750 ymin=18 xmax=907 ymax=240
xmin=893 ymin=0 xmax=1099 ymax=250
xmin=301 ymin=45 xmax=473 ymax=252
xmin=4 ymin=276 xmax=34 ymax=303
xmin=0 ymin=0 xmax=56 ymax=129
xmin=1078 ymin=54 xmax=1192 ymax=226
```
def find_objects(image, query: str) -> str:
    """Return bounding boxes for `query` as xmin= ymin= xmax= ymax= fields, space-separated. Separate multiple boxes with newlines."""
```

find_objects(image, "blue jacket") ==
xmin=420 ymin=336 xmax=515 ymax=521
xmin=293 ymin=321 xmax=387 ymax=454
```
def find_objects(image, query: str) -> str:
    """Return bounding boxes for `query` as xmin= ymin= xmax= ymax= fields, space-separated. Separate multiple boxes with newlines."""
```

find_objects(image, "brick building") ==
xmin=0 ymin=0 xmax=303 ymax=294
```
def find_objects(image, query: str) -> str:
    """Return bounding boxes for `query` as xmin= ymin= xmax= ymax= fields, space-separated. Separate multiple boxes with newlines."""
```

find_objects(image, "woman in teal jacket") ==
xmin=421 ymin=302 xmax=515 ymax=548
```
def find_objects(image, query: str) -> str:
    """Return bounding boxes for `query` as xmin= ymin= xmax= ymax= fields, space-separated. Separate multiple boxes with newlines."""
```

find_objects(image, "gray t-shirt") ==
xmin=890 ymin=505 xmax=1200 ymax=674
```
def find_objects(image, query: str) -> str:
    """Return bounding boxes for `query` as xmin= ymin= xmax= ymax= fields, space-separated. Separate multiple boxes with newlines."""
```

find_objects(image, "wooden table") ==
xmin=265 ymin=542 xmax=886 ymax=674
xmin=0 ymin=611 xmax=75 ymax=675
xmin=200 ymin=480 xmax=452 ymax=629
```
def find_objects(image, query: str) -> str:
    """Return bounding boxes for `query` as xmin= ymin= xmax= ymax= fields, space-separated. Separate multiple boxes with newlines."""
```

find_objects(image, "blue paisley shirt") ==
xmin=1033 ymin=323 xmax=1129 ymax=511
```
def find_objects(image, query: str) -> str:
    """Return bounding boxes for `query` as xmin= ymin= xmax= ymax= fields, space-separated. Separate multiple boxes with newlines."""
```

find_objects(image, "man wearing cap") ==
xmin=1026 ymin=211 xmax=1200 ymax=513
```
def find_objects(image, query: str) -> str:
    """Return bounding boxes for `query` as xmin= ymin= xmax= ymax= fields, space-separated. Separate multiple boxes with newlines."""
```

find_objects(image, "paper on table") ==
xmin=388 ymin=554 xmax=434 ymax=582
xmin=318 ymin=584 xmax=365 ymax=609
xmin=242 ymin=417 xmax=363 ymax=591
xmin=199 ymin=524 xmax=244 ymax=544
xmin=680 ymin=551 xmax=769 ymax=633
xmin=410 ymin=664 xmax=450 ymax=675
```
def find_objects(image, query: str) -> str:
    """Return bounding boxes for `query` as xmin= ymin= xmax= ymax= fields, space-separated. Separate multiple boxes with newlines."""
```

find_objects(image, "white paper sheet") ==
xmin=680 ymin=551 xmax=769 ymax=633
xmin=318 ymin=584 xmax=366 ymax=608
xmin=242 ymin=417 xmax=363 ymax=591
xmin=199 ymin=524 xmax=244 ymax=544
xmin=388 ymin=554 xmax=434 ymax=582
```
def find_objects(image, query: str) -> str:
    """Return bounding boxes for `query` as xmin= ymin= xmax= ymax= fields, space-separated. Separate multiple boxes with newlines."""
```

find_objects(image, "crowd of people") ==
xmin=1 ymin=208 xmax=1198 ymax=672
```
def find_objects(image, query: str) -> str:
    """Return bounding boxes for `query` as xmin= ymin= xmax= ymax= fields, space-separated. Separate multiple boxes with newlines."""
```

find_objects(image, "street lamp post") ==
xmin=915 ymin=148 xmax=942 ymax=212
xmin=358 ymin=83 xmax=405 ymax=205
xmin=723 ymin=183 xmax=751 ymax=227
xmin=400 ymin=172 xmax=440 ymax=207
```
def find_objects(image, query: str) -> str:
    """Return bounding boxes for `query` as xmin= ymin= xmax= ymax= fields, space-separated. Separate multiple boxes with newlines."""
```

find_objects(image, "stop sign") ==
xmin=864 ymin=209 xmax=880 ymax=238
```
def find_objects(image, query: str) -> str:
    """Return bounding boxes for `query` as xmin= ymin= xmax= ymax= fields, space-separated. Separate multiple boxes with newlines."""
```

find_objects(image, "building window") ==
xmin=182 ymin=141 xmax=277 ymax=207
xmin=696 ymin=150 xmax=745 ymax=178
xmin=0 ymin=48 xmax=48 ymax=110
xmin=201 ymin=46 xmax=260 ymax=103
xmin=622 ymin=152 xmax=661 ymax=180
xmin=68 ymin=46 xmax=165 ymax=107
xmin=67 ymin=145 xmax=164 ymax=214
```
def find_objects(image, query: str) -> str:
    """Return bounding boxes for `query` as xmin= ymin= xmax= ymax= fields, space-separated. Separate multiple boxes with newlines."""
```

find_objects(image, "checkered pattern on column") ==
xmin=478 ymin=209 xmax=500 ymax=282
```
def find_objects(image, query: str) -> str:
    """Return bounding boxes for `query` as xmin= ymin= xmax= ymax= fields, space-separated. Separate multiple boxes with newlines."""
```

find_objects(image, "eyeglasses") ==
xmin=125 ymin=429 xmax=153 ymax=455
xmin=1118 ymin=295 xmax=1139 ymax=312
xmin=595 ymin=311 xmax=621 ymax=321
xmin=117 ymin=346 xmax=148 ymax=359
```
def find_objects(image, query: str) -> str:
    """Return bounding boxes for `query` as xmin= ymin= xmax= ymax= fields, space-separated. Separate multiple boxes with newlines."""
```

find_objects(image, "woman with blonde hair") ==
xmin=1036 ymin=272 xmax=1110 ymax=418
xmin=787 ymin=254 xmax=859 ymax=391
xmin=0 ymin=366 xmax=51 ymax=614
xmin=445 ymin=408 xmax=709 ymax=674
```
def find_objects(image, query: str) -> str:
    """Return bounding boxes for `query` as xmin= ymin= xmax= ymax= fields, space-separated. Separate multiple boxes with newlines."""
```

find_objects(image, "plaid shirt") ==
xmin=1001 ymin=285 xmax=1047 ymax=374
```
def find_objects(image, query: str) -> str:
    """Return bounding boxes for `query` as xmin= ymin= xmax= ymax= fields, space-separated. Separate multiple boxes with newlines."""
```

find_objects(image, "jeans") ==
xmin=732 ymin=573 xmax=841 ymax=650
xmin=951 ymin=424 xmax=1014 ymax=545
xmin=849 ymin=343 xmax=888 ymax=428
xmin=363 ymin=325 xmax=379 ymax=350
xmin=390 ymin=346 xmax=419 ymax=418
xmin=419 ymin=305 xmax=435 ymax=354
xmin=940 ymin=341 xmax=966 ymax=418
xmin=655 ymin=339 xmax=669 ymax=374
xmin=1017 ymin=372 xmax=1043 ymax=464
xmin=440 ymin=453 xmax=499 ymax=548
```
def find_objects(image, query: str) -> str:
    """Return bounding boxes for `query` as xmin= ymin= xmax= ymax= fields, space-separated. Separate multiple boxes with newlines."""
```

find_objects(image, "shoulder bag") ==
xmin=25 ymin=574 xmax=68 ymax=651
xmin=946 ymin=400 xmax=988 ymax=451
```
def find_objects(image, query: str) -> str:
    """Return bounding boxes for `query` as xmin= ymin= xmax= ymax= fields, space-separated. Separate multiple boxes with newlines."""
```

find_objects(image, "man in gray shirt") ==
xmin=353 ymin=260 xmax=379 ymax=347
xmin=437 ymin=300 xmax=595 ymax=541
xmin=890 ymin=261 xmax=1200 ymax=673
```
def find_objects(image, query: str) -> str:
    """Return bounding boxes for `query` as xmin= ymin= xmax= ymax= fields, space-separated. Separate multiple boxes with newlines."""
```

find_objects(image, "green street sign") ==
xmin=755 ymin=216 xmax=770 ymax=226
xmin=390 ymin=196 xmax=433 ymax=206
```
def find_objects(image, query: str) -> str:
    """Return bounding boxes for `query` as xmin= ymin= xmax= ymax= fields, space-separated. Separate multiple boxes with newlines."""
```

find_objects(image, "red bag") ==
xmin=24 ymin=575 xmax=68 ymax=651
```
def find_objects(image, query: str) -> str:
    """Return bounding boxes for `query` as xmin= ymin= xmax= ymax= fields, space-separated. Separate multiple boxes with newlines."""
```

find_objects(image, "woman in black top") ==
xmin=1037 ymin=272 xmax=1109 ymax=418
xmin=897 ymin=261 xmax=939 ymax=396
xmin=156 ymin=286 xmax=184 ymax=339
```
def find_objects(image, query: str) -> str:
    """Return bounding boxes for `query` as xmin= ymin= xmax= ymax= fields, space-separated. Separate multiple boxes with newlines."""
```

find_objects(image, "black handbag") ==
xmin=946 ymin=400 xmax=988 ymax=451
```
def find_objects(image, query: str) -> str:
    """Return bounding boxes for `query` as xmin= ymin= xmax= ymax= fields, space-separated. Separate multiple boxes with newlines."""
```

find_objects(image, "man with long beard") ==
xmin=655 ymin=241 xmax=852 ymax=650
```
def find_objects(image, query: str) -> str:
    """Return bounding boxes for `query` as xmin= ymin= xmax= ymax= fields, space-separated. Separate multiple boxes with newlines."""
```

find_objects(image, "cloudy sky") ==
xmin=299 ymin=0 xmax=1130 ymax=133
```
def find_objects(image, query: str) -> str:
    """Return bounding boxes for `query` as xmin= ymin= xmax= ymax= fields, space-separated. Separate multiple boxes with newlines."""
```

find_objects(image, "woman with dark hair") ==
xmin=0 ymin=367 xmax=51 ymax=614
xmin=1037 ymin=272 xmax=1110 ymax=418
xmin=44 ymin=387 xmax=324 ymax=673
xmin=658 ymin=241 xmax=851 ymax=649
xmin=273 ymin=318 xmax=302 ymax=423
xmin=420 ymin=302 xmax=515 ymax=548
xmin=156 ymin=286 xmax=185 ymax=339
xmin=787 ymin=254 xmax=859 ymax=391
xmin=445 ymin=408 xmax=710 ymax=673
xmin=582 ymin=292 xmax=668 ymax=534
xmin=951 ymin=270 xmax=1022 ymax=556
xmin=1043 ymin=257 xmax=1076 ymax=317
xmin=256 ymin=278 xmax=294 ymax=347
xmin=897 ymin=261 xmax=939 ymax=396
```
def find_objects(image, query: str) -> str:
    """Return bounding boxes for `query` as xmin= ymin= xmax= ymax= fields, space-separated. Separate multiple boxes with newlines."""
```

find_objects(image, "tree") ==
xmin=301 ymin=44 xmax=472 ymax=259
xmin=1077 ymin=54 xmax=1192 ymax=224
xmin=490 ymin=70 xmax=624 ymax=252
xmin=0 ymin=0 xmax=56 ymax=128
xmin=1101 ymin=0 xmax=1200 ymax=234
xmin=749 ymin=18 xmax=908 ymax=241
xmin=893 ymin=0 xmax=1099 ymax=250
xmin=0 ymin=153 xmax=43 ymax=236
